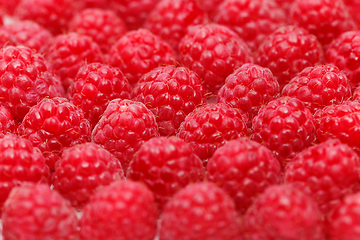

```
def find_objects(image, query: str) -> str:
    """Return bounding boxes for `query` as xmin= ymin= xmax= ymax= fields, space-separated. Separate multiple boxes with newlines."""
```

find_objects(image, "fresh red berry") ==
xmin=131 ymin=66 xmax=207 ymax=136
xmin=2 ymin=183 xmax=79 ymax=240
xmin=344 ymin=0 xmax=360 ymax=28
xmin=275 ymin=0 xmax=294 ymax=12
xmin=0 ymin=106 xmax=17 ymax=138
xmin=353 ymin=86 xmax=360 ymax=100
xmin=179 ymin=23 xmax=253 ymax=95
xmin=201 ymin=0 xmax=224 ymax=20
xmin=73 ymin=0 xmax=108 ymax=9
xmin=0 ymin=0 xmax=21 ymax=15
xmin=80 ymin=180 xmax=158 ymax=240
xmin=18 ymin=97 xmax=91 ymax=171
xmin=241 ymin=184 xmax=325 ymax=240
xmin=160 ymin=182 xmax=241 ymax=240
xmin=92 ymin=99 xmax=160 ymax=171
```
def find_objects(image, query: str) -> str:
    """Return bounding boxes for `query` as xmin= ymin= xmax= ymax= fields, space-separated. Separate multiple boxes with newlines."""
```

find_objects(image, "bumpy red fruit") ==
xmin=69 ymin=8 xmax=127 ymax=53
xmin=241 ymin=184 xmax=325 ymax=240
xmin=250 ymin=97 xmax=316 ymax=169
xmin=275 ymin=0 xmax=294 ymax=12
xmin=179 ymin=23 xmax=253 ymax=95
xmin=282 ymin=64 xmax=352 ymax=113
xmin=206 ymin=138 xmax=281 ymax=214
xmin=353 ymin=86 xmax=360 ymax=100
xmin=69 ymin=62 xmax=131 ymax=128
xmin=0 ymin=0 xmax=21 ymax=15
xmin=256 ymin=25 xmax=324 ymax=89
xmin=0 ymin=106 xmax=17 ymax=138
xmin=80 ymin=180 xmax=158 ymax=240
xmin=284 ymin=139 xmax=360 ymax=213
xmin=131 ymin=66 xmax=207 ymax=136
xmin=18 ymin=97 xmax=91 ymax=171
xmin=344 ymin=0 xmax=360 ymax=28
xmin=217 ymin=63 xmax=280 ymax=127
xmin=201 ymin=0 xmax=224 ymax=20
xmin=92 ymin=99 xmax=160 ymax=171
xmin=53 ymin=142 xmax=124 ymax=209
xmin=160 ymin=182 xmax=241 ymax=240
xmin=214 ymin=0 xmax=287 ymax=52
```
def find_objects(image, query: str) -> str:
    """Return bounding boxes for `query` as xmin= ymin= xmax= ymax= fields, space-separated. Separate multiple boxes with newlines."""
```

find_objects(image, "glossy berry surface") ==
xmin=0 ymin=106 xmax=17 ymax=138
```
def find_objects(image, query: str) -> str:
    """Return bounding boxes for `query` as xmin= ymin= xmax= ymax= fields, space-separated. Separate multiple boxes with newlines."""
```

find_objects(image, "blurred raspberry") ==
xmin=0 ymin=0 xmax=21 ymax=15
xmin=275 ymin=0 xmax=295 ymax=12
xmin=0 ymin=106 xmax=17 ymax=138
xmin=73 ymin=0 xmax=108 ymax=9
xmin=344 ymin=0 xmax=360 ymax=28
xmin=201 ymin=0 xmax=224 ymax=20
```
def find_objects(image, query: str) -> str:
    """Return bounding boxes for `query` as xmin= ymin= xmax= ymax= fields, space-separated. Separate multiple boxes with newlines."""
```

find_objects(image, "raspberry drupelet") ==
xmin=0 ymin=106 xmax=17 ymax=138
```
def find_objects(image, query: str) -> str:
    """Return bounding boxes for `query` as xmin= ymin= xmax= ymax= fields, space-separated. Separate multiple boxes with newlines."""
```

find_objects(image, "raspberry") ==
xmin=200 ymin=0 xmax=224 ymax=20
xmin=2 ymin=183 xmax=79 ymax=240
xmin=217 ymin=63 xmax=280 ymax=128
xmin=47 ymin=33 xmax=103 ymax=90
xmin=275 ymin=0 xmax=294 ymax=12
xmin=144 ymin=0 xmax=208 ymax=51
xmin=176 ymin=103 xmax=248 ymax=165
xmin=284 ymin=139 xmax=360 ymax=213
xmin=206 ymin=137 xmax=281 ymax=214
xmin=108 ymin=29 xmax=177 ymax=86
xmin=131 ymin=66 xmax=207 ymax=136
xmin=344 ymin=0 xmax=360 ymax=28
xmin=52 ymin=142 xmax=124 ymax=209
xmin=0 ymin=106 xmax=17 ymax=138
xmin=127 ymin=136 xmax=205 ymax=209
xmin=256 ymin=25 xmax=324 ymax=89
xmin=69 ymin=8 xmax=127 ymax=53
xmin=73 ymin=0 xmax=108 ymax=9
xmin=0 ymin=46 xmax=64 ymax=121
xmin=289 ymin=0 xmax=357 ymax=51
xmin=214 ymin=0 xmax=287 ymax=52
xmin=241 ymin=184 xmax=325 ymax=240
xmin=0 ymin=0 xmax=21 ymax=15
xmin=179 ymin=23 xmax=253 ymax=95
xmin=0 ymin=20 xmax=53 ymax=54
xmin=80 ymin=180 xmax=158 ymax=240
xmin=353 ymin=86 xmax=360 ymax=100
xmin=68 ymin=62 xmax=131 ymax=129
xmin=282 ymin=64 xmax=352 ymax=114
xmin=250 ymin=97 xmax=316 ymax=169
xmin=18 ymin=97 xmax=91 ymax=171
xmin=159 ymin=182 xmax=241 ymax=240
xmin=92 ymin=99 xmax=160 ymax=171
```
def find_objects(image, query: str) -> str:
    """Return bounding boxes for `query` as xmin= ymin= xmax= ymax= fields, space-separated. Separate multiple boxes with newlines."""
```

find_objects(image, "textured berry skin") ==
xmin=217 ymin=63 xmax=280 ymax=127
xmin=0 ymin=106 xmax=17 ymax=138
xmin=250 ymin=97 xmax=316 ymax=169
xmin=52 ymin=142 xmax=124 ymax=209
xmin=0 ymin=46 xmax=64 ymax=121
xmin=241 ymin=184 xmax=325 ymax=240
xmin=206 ymin=138 xmax=281 ymax=214
xmin=92 ymin=99 xmax=160 ymax=171
xmin=289 ymin=0 xmax=357 ymax=50
xmin=177 ymin=103 xmax=248 ymax=165
xmin=256 ymin=25 xmax=324 ymax=89
xmin=353 ymin=86 xmax=360 ymax=100
xmin=179 ymin=24 xmax=253 ymax=95
xmin=80 ymin=180 xmax=158 ymax=240
xmin=326 ymin=31 xmax=360 ymax=89
xmin=2 ymin=184 xmax=79 ymax=240
xmin=69 ymin=62 xmax=131 ymax=129
xmin=47 ymin=33 xmax=103 ymax=90
xmin=160 ymin=182 xmax=241 ymax=240
xmin=144 ymin=0 xmax=208 ymax=51
xmin=131 ymin=66 xmax=207 ymax=136
xmin=201 ymin=0 xmax=224 ymax=20
xmin=69 ymin=9 xmax=127 ymax=53
xmin=282 ymin=64 xmax=352 ymax=114
xmin=284 ymin=139 xmax=360 ymax=214
xmin=127 ymin=136 xmax=205 ymax=209
xmin=18 ymin=97 xmax=92 ymax=171
xmin=275 ymin=0 xmax=294 ymax=12
xmin=214 ymin=0 xmax=287 ymax=52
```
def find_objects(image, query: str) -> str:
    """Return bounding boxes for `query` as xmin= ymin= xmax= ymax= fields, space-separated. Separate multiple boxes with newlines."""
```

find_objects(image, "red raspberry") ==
xmin=256 ymin=25 xmax=324 ymax=89
xmin=214 ymin=0 xmax=287 ymax=52
xmin=47 ymin=33 xmax=103 ymax=90
xmin=68 ymin=62 xmax=131 ymax=129
xmin=179 ymin=23 xmax=253 ymax=95
xmin=275 ymin=0 xmax=294 ymax=12
xmin=217 ymin=63 xmax=280 ymax=128
xmin=52 ymin=142 xmax=124 ymax=209
xmin=282 ymin=64 xmax=352 ymax=114
xmin=250 ymin=97 xmax=316 ymax=170
xmin=0 ymin=106 xmax=17 ymax=138
xmin=108 ymin=29 xmax=176 ymax=86
xmin=206 ymin=137 xmax=281 ymax=214
xmin=201 ymin=0 xmax=224 ymax=20
xmin=344 ymin=0 xmax=360 ymax=28
xmin=241 ymin=184 xmax=325 ymax=240
xmin=92 ymin=99 xmax=160 ymax=171
xmin=18 ymin=97 xmax=91 ymax=171
xmin=2 ymin=183 xmax=79 ymax=240
xmin=353 ymin=86 xmax=360 ymax=100
xmin=127 ymin=136 xmax=205 ymax=209
xmin=176 ymin=103 xmax=248 ymax=165
xmin=131 ymin=66 xmax=207 ymax=136
xmin=0 ymin=0 xmax=21 ymax=15
xmin=160 ymin=182 xmax=241 ymax=240
xmin=69 ymin=8 xmax=127 ymax=53
xmin=284 ymin=139 xmax=360 ymax=213
xmin=0 ymin=46 xmax=64 ymax=121
xmin=80 ymin=180 xmax=158 ymax=240
xmin=144 ymin=0 xmax=208 ymax=51
xmin=73 ymin=0 xmax=108 ymax=9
